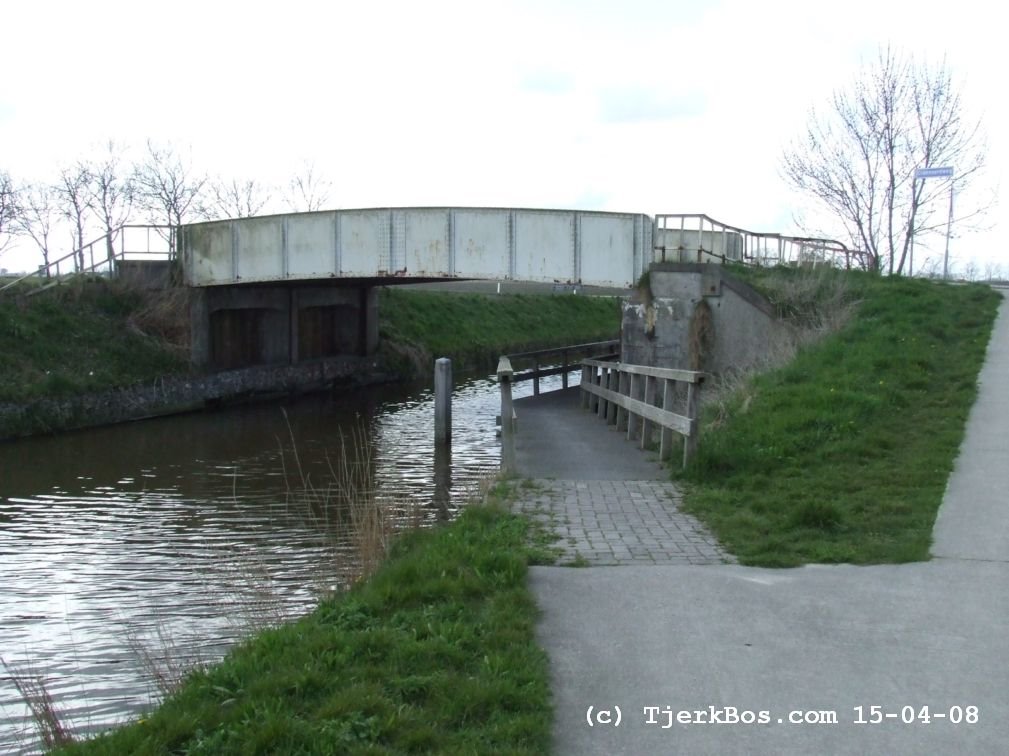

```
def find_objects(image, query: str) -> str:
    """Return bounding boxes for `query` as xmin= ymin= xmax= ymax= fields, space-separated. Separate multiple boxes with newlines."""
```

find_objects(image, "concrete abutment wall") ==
xmin=190 ymin=284 xmax=379 ymax=371
xmin=622 ymin=263 xmax=791 ymax=376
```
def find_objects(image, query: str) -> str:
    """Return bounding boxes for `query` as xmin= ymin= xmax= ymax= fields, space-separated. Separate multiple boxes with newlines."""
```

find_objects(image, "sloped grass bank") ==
xmin=56 ymin=501 xmax=556 ymax=755
xmin=679 ymin=273 xmax=1001 ymax=567
xmin=0 ymin=280 xmax=188 ymax=403
xmin=0 ymin=283 xmax=619 ymax=404
xmin=379 ymin=288 xmax=620 ymax=374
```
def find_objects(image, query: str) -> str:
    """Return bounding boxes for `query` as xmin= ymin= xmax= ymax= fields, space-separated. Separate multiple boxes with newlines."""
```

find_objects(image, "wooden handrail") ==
xmin=581 ymin=359 xmax=705 ymax=385
xmin=580 ymin=360 xmax=704 ymax=468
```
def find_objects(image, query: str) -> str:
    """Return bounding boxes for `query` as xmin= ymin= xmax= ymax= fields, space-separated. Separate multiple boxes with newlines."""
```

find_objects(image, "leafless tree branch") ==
xmin=209 ymin=177 xmax=272 ymax=219
xmin=0 ymin=170 xmax=17 ymax=255
xmin=284 ymin=162 xmax=332 ymax=212
xmin=54 ymin=163 xmax=93 ymax=271
xmin=13 ymin=182 xmax=59 ymax=275
xmin=782 ymin=47 xmax=991 ymax=274
xmin=133 ymin=141 xmax=208 ymax=240
xmin=85 ymin=140 xmax=135 ymax=262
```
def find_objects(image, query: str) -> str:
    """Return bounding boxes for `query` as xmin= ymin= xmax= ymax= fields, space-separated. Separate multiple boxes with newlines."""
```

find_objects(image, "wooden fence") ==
xmin=580 ymin=359 xmax=705 ymax=468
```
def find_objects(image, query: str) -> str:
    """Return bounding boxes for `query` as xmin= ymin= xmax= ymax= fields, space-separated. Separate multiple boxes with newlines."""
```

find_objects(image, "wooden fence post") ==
xmin=606 ymin=367 xmax=619 ymax=425
xmin=597 ymin=366 xmax=609 ymax=419
xmin=435 ymin=357 xmax=452 ymax=445
xmin=659 ymin=378 xmax=674 ymax=461
xmin=626 ymin=373 xmax=639 ymax=439
xmin=683 ymin=380 xmax=700 ymax=468
xmin=617 ymin=371 xmax=630 ymax=431
xmin=641 ymin=375 xmax=656 ymax=450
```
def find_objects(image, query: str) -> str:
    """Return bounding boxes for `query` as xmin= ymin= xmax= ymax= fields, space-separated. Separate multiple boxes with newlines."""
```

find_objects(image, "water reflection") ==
xmin=0 ymin=369 xmax=569 ymax=753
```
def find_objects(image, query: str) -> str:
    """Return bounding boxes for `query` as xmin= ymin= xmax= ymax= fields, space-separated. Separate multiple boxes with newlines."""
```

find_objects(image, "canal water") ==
xmin=0 ymin=369 xmax=568 ymax=754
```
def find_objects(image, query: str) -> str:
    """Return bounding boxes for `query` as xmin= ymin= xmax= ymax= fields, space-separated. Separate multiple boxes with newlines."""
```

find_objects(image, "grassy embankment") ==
xmin=377 ymin=287 xmax=621 ymax=375
xmin=0 ymin=281 xmax=189 ymax=403
xmin=0 ymin=280 xmax=620 ymax=404
xmin=54 ymin=483 xmax=558 ymax=755
xmin=678 ymin=267 xmax=1002 ymax=567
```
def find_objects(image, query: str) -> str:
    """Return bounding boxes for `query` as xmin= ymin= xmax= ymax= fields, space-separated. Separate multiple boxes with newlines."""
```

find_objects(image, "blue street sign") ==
xmin=915 ymin=166 xmax=954 ymax=179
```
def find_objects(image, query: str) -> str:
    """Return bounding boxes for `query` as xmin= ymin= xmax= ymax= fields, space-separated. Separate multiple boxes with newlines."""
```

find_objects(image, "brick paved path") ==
xmin=509 ymin=387 xmax=733 ymax=565
xmin=511 ymin=478 xmax=734 ymax=565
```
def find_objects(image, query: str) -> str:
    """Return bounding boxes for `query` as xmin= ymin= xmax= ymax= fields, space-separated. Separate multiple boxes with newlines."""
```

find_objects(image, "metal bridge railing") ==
xmin=652 ymin=214 xmax=855 ymax=269
xmin=0 ymin=224 xmax=175 ymax=296
xmin=504 ymin=339 xmax=620 ymax=395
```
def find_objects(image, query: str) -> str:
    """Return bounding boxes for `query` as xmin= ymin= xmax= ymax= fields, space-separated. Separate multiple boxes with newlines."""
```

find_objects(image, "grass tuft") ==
xmin=2 ymin=657 xmax=76 ymax=750
xmin=52 ymin=505 xmax=553 ymax=755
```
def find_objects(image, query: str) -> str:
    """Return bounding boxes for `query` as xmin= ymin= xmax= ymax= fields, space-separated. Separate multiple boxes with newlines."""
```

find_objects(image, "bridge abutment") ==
xmin=622 ymin=263 xmax=791 ymax=376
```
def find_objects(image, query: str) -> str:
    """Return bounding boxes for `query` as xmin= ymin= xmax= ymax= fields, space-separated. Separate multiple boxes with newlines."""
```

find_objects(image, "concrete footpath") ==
xmin=517 ymin=298 xmax=1008 ymax=755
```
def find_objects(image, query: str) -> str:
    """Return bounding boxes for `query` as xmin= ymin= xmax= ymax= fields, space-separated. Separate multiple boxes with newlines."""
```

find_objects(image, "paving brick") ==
xmin=510 ymin=478 xmax=735 ymax=566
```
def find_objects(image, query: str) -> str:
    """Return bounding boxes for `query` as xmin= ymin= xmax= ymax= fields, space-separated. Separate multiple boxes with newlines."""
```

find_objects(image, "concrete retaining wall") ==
xmin=622 ymin=263 xmax=790 ymax=375
xmin=0 ymin=356 xmax=391 ymax=441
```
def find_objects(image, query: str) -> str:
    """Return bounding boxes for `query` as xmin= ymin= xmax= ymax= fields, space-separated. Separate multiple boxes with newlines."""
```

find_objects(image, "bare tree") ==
xmin=13 ymin=183 xmax=59 ymax=275
xmin=983 ymin=261 xmax=1003 ymax=282
xmin=782 ymin=48 xmax=989 ymax=274
xmin=963 ymin=259 xmax=979 ymax=282
xmin=86 ymin=140 xmax=135 ymax=263
xmin=54 ymin=163 xmax=93 ymax=271
xmin=0 ymin=170 xmax=16 ymax=255
xmin=284 ymin=161 xmax=332 ymax=212
xmin=133 ymin=141 xmax=208 ymax=234
xmin=209 ymin=177 xmax=272 ymax=219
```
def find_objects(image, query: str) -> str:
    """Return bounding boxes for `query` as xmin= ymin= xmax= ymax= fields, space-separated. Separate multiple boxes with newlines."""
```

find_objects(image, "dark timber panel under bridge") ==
xmin=190 ymin=283 xmax=378 ymax=371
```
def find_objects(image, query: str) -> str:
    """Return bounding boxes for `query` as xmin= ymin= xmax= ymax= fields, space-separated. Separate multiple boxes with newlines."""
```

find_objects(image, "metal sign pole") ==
xmin=913 ymin=166 xmax=954 ymax=280
xmin=943 ymin=180 xmax=954 ymax=281
xmin=909 ymin=217 xmax=915 ymax=277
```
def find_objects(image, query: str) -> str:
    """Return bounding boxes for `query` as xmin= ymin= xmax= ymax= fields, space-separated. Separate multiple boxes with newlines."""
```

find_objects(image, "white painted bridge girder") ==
xmin=180 ymin=207 xmax=653 ymax=289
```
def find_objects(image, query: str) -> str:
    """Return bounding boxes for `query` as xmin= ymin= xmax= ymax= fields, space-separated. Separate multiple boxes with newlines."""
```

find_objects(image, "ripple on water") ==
xmin=0 ymin=370 xmax=570 ymax=752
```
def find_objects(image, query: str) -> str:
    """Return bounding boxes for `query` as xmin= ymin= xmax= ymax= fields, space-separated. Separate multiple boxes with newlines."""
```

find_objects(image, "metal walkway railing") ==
xmin=504 ymin=339 xmax=619 ymax=395
xmin=0 ymin=224 xmax=175 ymax=295
xmin=653 ymin=213 xmax=855 ymax=269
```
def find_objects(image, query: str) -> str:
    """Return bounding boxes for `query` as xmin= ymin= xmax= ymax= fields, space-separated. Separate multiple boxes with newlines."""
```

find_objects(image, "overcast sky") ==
xmin=2 ymin=0 xmax=1005 ymax=275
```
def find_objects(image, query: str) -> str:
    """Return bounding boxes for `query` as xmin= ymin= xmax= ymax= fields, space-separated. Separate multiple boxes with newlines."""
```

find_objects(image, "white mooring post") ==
xmin=435 ymin=357 xmax=452 ymax=444
xmin=498 ymin=356 xmax=516 ymax=474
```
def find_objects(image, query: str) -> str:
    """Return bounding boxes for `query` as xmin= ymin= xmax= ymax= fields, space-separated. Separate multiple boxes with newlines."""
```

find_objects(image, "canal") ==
xmin=0 ymin=369 xmax=566 ymax=753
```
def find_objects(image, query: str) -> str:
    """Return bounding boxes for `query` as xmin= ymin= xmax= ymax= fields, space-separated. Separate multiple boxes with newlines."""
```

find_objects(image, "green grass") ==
xmin=56 ymin=500 xmax=556 ymax=755
xmin=0 ymin=283 xmax=619 ymax=404
xmin=0 ymin=279 xmax=188 ymax=403
xmin=378 ymin=289 xmax=620 ymax=373
xmin=677 ymin=269 xmax=1002 ymax=567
